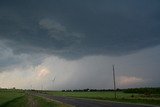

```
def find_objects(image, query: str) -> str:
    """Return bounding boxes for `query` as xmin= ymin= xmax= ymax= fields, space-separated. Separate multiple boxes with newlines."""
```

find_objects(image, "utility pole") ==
xmin=112 ymin=65 xmax=117 ymax=99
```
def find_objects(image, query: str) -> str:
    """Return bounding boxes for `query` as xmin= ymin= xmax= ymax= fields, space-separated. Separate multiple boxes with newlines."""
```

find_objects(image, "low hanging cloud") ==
xmin=0 ymin=46 xmax=160 ymax=89
xmin=118 ymin=76 xmax=144 ymax=87
xmin=35 ymin=66 xmax=50 ymax=78
xmin=0 ymin=40 xmax=46 ymax=72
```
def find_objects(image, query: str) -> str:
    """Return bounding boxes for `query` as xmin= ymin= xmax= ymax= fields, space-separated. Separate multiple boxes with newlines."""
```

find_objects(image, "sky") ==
xmin=0 ymin=0 xmax=160 ymax=90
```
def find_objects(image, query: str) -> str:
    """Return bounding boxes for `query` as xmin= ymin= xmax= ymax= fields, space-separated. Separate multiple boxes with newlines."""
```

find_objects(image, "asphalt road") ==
xmin=36 ymin=93 xmax=157 ymax=107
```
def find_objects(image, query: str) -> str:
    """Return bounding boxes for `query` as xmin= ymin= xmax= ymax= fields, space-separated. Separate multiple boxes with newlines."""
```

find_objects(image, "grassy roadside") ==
xmin=47 ymin=91 xmax=160 ymax=106
xmin=0 ymin=95 xmax=28 ymax=107
xmin=0 ymin=91 xmax=25 ymax=106
xmin=0 ymin=91 xmax=72 ymax=107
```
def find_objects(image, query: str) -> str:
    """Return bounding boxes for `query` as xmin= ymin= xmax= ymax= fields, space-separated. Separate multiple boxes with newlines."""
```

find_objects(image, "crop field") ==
xmin=0 ymin=89 xmax=71 ymax=107
xmin=47 ymin=91 xmax=160 ymax=106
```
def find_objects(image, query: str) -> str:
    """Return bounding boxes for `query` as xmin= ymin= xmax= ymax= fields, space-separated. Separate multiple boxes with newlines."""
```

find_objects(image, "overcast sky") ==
xmin=0 ymin=0 xmax=160 ymax=90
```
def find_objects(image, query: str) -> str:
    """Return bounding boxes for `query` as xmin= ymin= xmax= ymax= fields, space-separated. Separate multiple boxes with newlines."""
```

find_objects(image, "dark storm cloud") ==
xmin=0 ymin=0 xmax=160 ymax=59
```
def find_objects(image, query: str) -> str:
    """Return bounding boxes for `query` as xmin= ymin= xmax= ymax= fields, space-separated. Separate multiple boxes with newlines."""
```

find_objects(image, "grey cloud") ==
xmin=0 ymin=45 xmax=159 ymax=89
xmin=39 ymin=18 xmax=83 ymax=43
xmin=1 ymin=0 xmax=160 ymax=89
xmin=39 ymin=19 xmax=66 ymax=41
xmin=38 ymin=46 xmax=160 ymax=89
xmin=0 ymin=0 xmax=160 ymax=59
xmin=0 ymin=41 xmax=46 ymax=72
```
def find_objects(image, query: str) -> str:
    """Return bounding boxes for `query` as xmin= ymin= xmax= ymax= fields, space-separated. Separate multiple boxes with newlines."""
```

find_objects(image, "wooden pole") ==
xmin=113 ymin=65 xmax=117 ymax=99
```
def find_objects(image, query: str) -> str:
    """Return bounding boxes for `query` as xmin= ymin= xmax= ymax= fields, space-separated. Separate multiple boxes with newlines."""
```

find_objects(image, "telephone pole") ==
xmin=112 ymin=65 xmax=117 ymax=99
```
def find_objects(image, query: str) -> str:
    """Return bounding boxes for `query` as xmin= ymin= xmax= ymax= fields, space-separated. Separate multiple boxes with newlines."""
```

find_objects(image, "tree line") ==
xmin=123 ymin=87 xmax=160 ymax=94
xmin=62 ymin=88 xmax=122 ymax=92
xmin=62 ymin=87 xmax=160 ymax=94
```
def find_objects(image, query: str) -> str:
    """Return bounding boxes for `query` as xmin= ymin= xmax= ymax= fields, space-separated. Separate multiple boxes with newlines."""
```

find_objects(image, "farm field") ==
xmin=0 ymin=90 xmax=24 ymax=106
xmin=0 ymin=89 xmax=71 ymax=107
xmin=47 ymin=91 xmax=160 ymax=106
xmin=0 ymin=89 xmax=160 ymax=107
xmin=47 ymin=91 xmax=134 ymax=99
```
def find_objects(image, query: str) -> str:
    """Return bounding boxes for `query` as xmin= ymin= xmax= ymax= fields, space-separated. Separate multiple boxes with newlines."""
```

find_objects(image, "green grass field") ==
xmin=1 ymin=95 xmax=72 ymax=107
xmin=1 ymin=89 xmax=160 ymax=106
xmin=47 ymin=91 xmax=160 ymax=106
xmin=0 ymin=90 xmax=71 ymax=107
xmin=47 ymin=91 xmax=134 ymax=99
xmin=0 ymin=90 xmax=24 ymax=106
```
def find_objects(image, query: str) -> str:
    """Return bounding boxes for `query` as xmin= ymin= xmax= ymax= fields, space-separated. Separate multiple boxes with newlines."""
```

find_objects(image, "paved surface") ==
xmin=36 ymin=93 xmax=157 ymax=107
